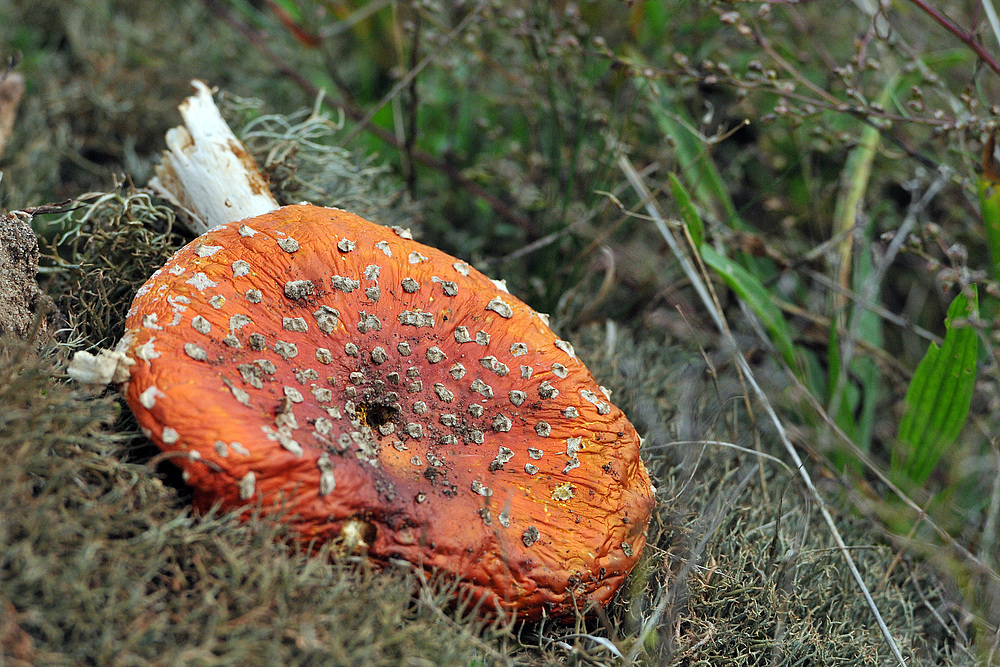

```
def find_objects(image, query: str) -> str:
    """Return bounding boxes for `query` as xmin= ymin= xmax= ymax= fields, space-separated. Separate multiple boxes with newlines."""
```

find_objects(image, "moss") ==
xmin=35 ymin=190 xmax=183 ymax=347
xmin=220 ymin=93 xmax=420 ymax=232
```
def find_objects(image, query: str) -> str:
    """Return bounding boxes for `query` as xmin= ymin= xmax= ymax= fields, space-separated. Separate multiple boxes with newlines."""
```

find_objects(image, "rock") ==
xmin=0 ymin=212 xmax=58 ymax=348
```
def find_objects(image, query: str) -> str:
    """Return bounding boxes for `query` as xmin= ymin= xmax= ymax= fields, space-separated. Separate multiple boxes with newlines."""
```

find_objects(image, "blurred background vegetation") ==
xmin=3 ymin=0 xmax=1000 ymax=663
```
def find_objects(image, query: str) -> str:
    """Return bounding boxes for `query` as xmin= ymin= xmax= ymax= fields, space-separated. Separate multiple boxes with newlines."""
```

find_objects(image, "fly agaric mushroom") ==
xmin=119 ymin=204 xmax=654 ymax=618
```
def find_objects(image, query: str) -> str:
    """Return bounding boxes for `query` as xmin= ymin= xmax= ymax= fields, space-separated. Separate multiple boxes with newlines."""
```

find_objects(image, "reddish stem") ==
xmin=907 ymin=0 xmax=1000 ymax=77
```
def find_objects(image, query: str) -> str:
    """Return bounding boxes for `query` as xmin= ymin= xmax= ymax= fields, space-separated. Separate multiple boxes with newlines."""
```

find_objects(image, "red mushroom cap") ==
xmin=121 ymin=204 xmax=655 ymax=619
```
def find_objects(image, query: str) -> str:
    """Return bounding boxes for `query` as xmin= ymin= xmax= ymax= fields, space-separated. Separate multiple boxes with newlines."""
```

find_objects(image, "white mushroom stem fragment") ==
xmin=148 ymin=79 xmax=280 ymax=234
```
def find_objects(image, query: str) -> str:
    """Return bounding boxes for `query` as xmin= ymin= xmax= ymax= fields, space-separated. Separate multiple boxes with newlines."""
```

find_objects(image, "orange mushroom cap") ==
xmin=121 ymin=204 xmax=655 ymax=619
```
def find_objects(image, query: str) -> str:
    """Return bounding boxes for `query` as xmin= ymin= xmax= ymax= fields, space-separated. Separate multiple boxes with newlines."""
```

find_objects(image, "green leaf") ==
xmin=893 ymin=287 xmax=979 ymax=487
xmin=700 ymin=244 xmax=799 ymax=374
xmin=669 ymin=173 xmax=703 ymax=247
xmin=825 ymin=77 xmax=892 ymax=465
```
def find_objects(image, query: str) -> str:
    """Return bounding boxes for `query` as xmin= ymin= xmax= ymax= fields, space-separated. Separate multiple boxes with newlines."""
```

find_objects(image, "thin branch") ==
xmin=751 ymin=26 xmax=842 ymax=108
xmin=906 ymin=0 xmax=1000 ymax=77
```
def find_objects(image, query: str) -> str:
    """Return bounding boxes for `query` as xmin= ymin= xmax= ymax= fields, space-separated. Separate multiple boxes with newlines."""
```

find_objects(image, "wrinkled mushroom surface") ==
xmin=122 ymin=204 xmax=655 ymax=618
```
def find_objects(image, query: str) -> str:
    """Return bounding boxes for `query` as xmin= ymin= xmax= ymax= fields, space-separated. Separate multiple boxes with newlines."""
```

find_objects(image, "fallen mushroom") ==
xmin=66 ymin=80 xmax=656 ymax=618
xmin=117 ymin=203 xmax=655 ymax=618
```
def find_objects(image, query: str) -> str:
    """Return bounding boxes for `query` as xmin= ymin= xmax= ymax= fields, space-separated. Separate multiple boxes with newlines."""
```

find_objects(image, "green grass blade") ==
xmin=977 ymin=130 xmax=1000 ymax=282
xmin=893 ymin=287 xmax=979 ymax=487
xmin=822 ymin=74 xmax=889 ymax=463
xmin=669 ymin=172 xmax=703 ymax=247
xmin=832 ymin=81 xmax=894 ymax=253
xmin=825 ymin=325 xmax=862 ymax=464
xmin=700 ymin=244 xmax=799 ymax=373
xmin=645 ymin=79 xmax=775 ymax=283
xmin=846 ymin=247 xmax=883 ymax=453
xmin=646 ymin=82 xmax=742 ymax=231
xmin=979 ymin=176 xmax=1000 ymax=280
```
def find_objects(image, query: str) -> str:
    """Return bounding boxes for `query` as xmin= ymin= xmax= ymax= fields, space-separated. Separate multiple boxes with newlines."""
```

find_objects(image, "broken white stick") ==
xmin=148 ymin=79 xmax=280 ymax=234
